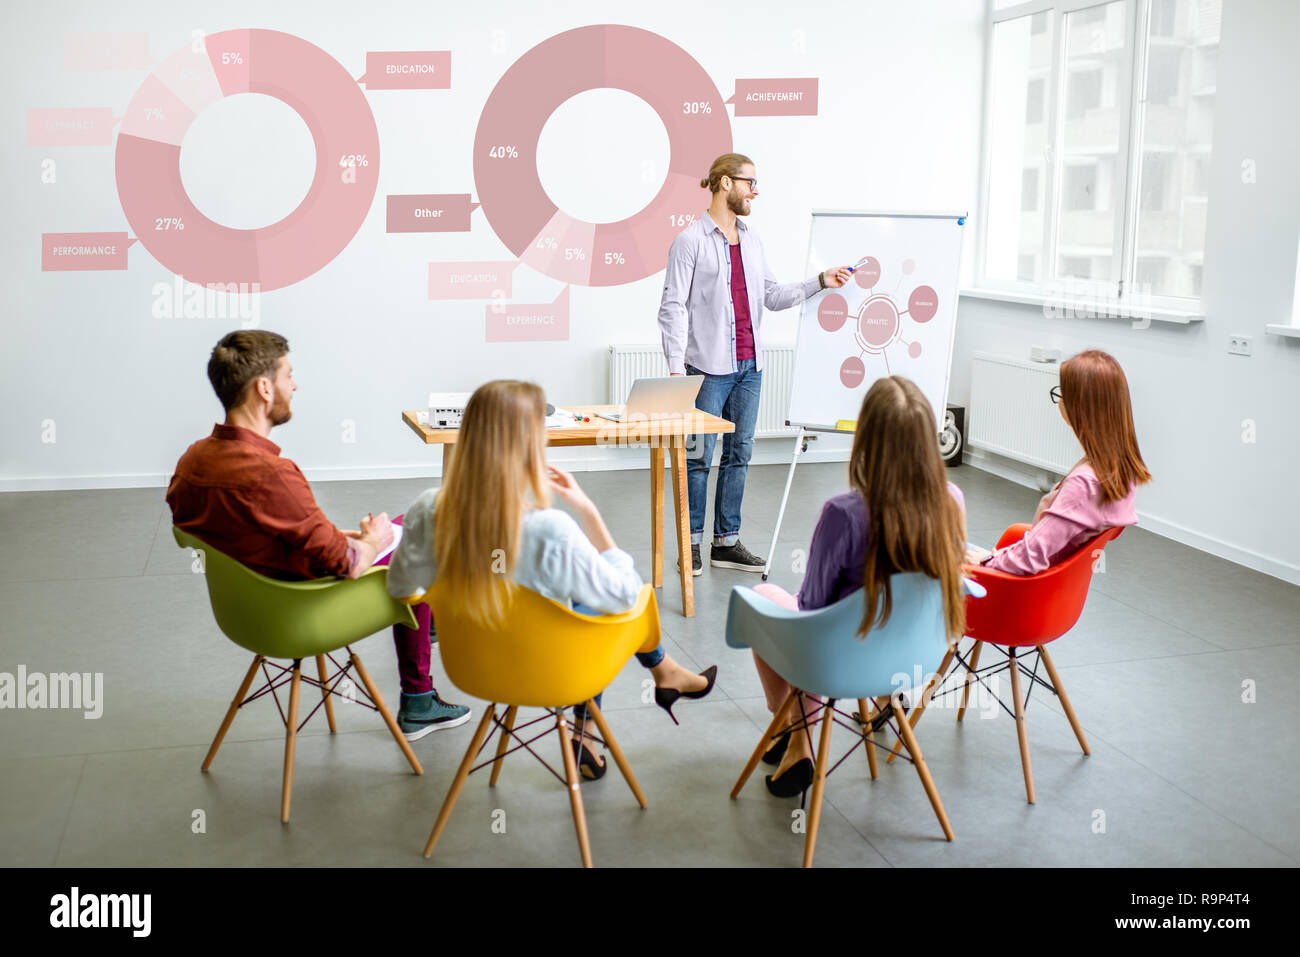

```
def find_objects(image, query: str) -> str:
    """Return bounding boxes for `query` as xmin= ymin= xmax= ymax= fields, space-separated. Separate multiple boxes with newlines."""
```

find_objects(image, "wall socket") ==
xmin=1228 ymin=335 xmax=1252 ymax=356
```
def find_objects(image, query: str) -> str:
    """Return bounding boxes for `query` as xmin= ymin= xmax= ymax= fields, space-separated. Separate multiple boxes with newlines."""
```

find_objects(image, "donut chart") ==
xmin=474 ymin=25 xmax=731 ymax=287
xmin=115 ymin=29 xmax=380 ymax=291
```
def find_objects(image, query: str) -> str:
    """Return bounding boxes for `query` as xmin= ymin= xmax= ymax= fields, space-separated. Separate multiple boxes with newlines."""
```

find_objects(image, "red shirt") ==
xmin=166 ymin=424 xmax=350 ymax=580
xmin=729 ymin=242 xmax=755 ymax=361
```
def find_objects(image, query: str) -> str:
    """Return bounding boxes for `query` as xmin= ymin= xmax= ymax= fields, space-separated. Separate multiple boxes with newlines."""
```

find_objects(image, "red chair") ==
xmin=887 ymin=523 xmax=1122 ymax=803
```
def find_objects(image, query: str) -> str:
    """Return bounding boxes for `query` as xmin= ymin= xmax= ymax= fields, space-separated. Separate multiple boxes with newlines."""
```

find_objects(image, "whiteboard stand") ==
xmin=760 ymin=424 xmax=848 ymax=581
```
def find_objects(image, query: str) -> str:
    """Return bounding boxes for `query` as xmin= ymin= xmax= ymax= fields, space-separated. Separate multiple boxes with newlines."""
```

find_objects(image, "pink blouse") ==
xmin=984 ymin=463 xmax=1137 ymax=576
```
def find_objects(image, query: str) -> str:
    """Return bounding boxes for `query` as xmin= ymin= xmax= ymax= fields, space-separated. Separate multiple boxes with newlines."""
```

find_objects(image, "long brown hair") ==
xmin=700 ymin=153 xmax=753 ymax=193
xmin=1059 ymin=350 xmax=1152 ymax=503
xmin=433 ymin=380 xmax=552 ymax=626
xmin=849 ymin=377 xmax=966 ymax=641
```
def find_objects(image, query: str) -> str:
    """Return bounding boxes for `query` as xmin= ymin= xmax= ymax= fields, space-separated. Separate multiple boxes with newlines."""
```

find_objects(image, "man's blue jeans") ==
xmin=686 ymin=359 xmax=762 ymax=546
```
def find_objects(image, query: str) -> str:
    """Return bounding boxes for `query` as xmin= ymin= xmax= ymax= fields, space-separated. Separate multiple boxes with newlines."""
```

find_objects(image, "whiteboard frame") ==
xmin=788 ymin=208 xmax=968 ymax=433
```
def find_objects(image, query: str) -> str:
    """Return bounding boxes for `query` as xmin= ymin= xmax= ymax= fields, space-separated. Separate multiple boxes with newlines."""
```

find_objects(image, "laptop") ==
xmin=596 ymin=375 xmax=705 ymax=422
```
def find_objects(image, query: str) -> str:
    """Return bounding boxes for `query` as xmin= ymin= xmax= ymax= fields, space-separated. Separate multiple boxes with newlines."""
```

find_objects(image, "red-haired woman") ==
xmin=973 ymin=349 xmax=1151 ymax=574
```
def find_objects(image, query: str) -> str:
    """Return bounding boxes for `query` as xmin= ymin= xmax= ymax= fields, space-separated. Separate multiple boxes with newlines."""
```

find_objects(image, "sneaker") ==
xmin=710 ymin=541 xmax=766 ymax=573
xmin=397 ymin=690 xmax=471 ymax=741
xmin=677 ymin=544 xmax=703 ymax=577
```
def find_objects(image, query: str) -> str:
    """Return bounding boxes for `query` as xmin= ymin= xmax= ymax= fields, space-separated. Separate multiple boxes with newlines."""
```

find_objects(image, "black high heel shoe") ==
xmin=765 ymin=757 xmax=814 ymax=798
xmin=570 ymin=737 xmax=607 ymax=781
xmin=761 ymin=730 xmax=791 ymax=766
xmin=653 ymin=665 xmax=718 ymax=725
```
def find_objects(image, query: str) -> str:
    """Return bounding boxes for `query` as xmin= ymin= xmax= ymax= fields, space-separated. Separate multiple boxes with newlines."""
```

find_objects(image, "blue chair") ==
xmin=726 ymin=574 xmax=984 ymax=867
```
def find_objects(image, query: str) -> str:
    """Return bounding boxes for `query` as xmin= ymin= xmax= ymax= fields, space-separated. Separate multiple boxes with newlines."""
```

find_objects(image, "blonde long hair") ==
xmin=433 ymin=380 xmax=551 ymax=626
xmin=849 ymin=377 xmax=967 ymax=642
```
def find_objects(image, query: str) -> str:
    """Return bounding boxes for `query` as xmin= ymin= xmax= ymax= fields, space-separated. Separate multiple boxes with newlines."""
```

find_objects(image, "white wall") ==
xmin=949 ymin=0 xmax=1300 ymax=584
xmin=0 ymin=0 xmax=986 ymax=487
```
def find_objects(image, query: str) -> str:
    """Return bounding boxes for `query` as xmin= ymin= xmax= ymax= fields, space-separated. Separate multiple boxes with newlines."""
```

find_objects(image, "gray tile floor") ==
xmin=1 ymin=463 xmax=1296 ymax=867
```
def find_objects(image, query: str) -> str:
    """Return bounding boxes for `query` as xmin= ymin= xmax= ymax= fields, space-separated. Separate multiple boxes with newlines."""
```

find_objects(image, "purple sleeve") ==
xmin=796 ymin=500 xmax=852 ymax=611
xmin=985 ymin=473 xmax=1094 ymax=575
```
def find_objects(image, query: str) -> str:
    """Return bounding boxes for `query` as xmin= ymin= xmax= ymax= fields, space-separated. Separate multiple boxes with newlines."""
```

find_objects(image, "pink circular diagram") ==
xmin=840 ymin=357 xmax=866 ymax=388
xmin=115 ymin=29 xmax=380 ymax=291
xmin=853 ymin=257 xmax=881 ymax=290
xmin=474 ymin=25 xmax=731 ymax=286
xmin=908 ymin=285 xmax=939 ymax=322
xmin=857 ymin=295 xmax=900 ymax=349
xmin=818 ymin=293 xmax=849 ymax=331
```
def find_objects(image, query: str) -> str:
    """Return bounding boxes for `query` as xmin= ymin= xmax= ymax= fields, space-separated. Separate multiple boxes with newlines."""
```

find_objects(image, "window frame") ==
xmin=976 ymin=0 xmax=1208 ymax=312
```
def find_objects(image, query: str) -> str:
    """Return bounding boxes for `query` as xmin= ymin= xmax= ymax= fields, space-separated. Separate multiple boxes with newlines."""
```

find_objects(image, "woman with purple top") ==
xmin=749 ymin=376 xmax=970 ymax=797
xmin=967 ymin=350 xmax=1151 ymax=574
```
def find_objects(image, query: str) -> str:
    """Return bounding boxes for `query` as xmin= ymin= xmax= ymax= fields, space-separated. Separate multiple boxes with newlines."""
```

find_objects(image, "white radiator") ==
xmin=968 ymin=352 xmax=1081 ymax=474
xmin=607 ymin=345 xmax=799 ymax=439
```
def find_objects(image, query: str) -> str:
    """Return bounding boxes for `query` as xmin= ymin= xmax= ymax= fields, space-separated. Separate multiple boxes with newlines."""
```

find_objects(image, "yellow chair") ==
xmin=175 ymin=528 xmax=424 ymax=823
xmin=418 ymin=580 xmax=661 ymax=867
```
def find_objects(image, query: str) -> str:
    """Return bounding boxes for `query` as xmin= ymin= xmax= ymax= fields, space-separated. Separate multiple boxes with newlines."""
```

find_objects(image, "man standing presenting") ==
xmin=658 ymin=153 xmax=850 ymax=575
xmin=167 ymin=331 xmax=470 ymax=740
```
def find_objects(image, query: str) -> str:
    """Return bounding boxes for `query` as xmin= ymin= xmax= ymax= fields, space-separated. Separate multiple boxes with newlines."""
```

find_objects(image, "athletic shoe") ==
xmin=677 ymin=544 xmax=703 ymax=577
xmin=710 ymin=541 xmax=766 ymax=572
xmin=397 ymin=690 xmax=471 ymax=741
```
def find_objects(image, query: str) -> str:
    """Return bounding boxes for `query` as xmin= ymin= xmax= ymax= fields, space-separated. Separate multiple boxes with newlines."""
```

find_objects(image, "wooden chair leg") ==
xmin=424 ymin=705 xmax=497 ymax=858
xmin=316 ymin=655 xmax=337 ymax=733
xmin=202 ymin=654 xmax=263 ymax=771
xmin=957 ymin=640 xmax=984 ymax=722
xmin=731 ymin=689 xmax=798 ymax=797
xmin=586 ymin=699 xmax=647 ymax=808
xmin=1038 ymin=644 xmax=1089 ymax=756
xmin=350 ymin=650 xmax=422 ymax=775
xmin=281 ymin=659 xmax=302 ymax=824
xmin=885 ymin=649 xmax=949 ymax=766
xmin=892 ymin=692 xmax=954 ymax=841
xmin=489 ymin=705 xmax=518 ymax=787
xmin=859 ymin=698 xmax=879 ymax=780
xmin=557 ymin=712 xmax=594 ymax=868
xmin=1007 ymin=650 xmax=1035 ymax=804
xmin=802 ymin=697 xmax=838 ymax=868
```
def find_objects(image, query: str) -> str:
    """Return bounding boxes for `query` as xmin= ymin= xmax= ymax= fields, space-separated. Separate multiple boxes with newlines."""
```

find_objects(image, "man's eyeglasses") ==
xmin=728 ymin=176 xmax=757 ymax=192
xmin=1049 ymin=385 xmax=1062 ymax=405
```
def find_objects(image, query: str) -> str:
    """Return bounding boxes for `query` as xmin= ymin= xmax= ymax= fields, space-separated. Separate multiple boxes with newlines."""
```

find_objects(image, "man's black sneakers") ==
xmin=710 ymin=541 xmax=766 ymax=573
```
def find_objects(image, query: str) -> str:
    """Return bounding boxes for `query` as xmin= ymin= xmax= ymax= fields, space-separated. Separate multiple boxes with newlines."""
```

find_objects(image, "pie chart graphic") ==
xmin=474 ymin=25 xmax=731 ymax=287
xmin=115 ymin=29 xmax=380 ymax=292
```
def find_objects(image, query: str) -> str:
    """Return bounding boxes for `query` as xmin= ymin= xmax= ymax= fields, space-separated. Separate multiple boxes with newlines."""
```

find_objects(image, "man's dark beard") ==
xmin=726 ymin=189 xmax=750 ymax=216
xmin=269 ymin=389 xmax=292 ymax=426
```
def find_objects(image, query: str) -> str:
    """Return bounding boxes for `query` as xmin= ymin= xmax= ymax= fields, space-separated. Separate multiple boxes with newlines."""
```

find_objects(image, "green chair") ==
xmin=174 ymin=527 xmax=424 ymax=823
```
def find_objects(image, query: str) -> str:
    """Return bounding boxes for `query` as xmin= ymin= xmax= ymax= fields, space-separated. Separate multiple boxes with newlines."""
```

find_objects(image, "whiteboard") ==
xmin=787 ymin=210 xmax=965 ymax=431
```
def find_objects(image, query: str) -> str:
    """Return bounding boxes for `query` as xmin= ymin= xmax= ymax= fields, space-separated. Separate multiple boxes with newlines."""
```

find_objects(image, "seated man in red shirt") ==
xmin=167 ymin=330 xmax=469 ymax=740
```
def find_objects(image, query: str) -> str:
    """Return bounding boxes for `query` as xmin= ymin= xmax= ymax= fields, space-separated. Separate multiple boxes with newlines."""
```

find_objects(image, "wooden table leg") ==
xmin=441 ymin=441 xmax=456 ymax=481
xmin=650 ymin=445 xmax=664 ymax=589
xmin=668 ymin=437 xmax=694 ymax=618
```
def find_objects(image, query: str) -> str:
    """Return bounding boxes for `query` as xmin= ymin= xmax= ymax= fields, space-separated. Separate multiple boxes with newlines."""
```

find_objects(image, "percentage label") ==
xmin=682 ymin=101 xmax=712 ymax=114
xmin=221 ymin=52 xmax=244 ymax=65
xmin=154 ymin=217 xmax=184 ymax=230
xmin=488 ymin=145 xmax=519 ymax=159
xmin=338 ymin=154 xmax=369 ymax=167
xmin=604 ymin=252 xmax=625 ymax=265
xmin=565 ymin=248 xmax=586 ymax=261
xmin=669 ymin=214 xmax=697 ymax=227
xmin=536 ymin=236 xmax=558 ymax=250
xmin=144 ymin=107 xmax=165 ymax=120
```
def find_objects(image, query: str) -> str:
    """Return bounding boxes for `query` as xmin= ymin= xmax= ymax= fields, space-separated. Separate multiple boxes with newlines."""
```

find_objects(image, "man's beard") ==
xmin=726 ymin=189 xmax=750 ymax=216
xmin=269 ymin=387 xmax=292 ymax=426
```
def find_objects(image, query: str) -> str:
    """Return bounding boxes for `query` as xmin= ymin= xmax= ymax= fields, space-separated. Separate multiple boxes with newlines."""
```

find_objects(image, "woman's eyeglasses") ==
xmin=1049 ymin=385 xmax=1062 ymax=405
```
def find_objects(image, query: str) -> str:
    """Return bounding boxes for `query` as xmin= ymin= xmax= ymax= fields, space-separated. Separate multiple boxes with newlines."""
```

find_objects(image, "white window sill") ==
xmin=959 ymin=287 xmax=1206 ymax=325
xmin=1265 ymin=324 xmax=1300 ymax=340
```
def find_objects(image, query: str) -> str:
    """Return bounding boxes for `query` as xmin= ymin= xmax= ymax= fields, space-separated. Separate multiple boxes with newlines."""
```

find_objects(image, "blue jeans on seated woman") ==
xmin=569 ymin=602 xmax=665 ymax=722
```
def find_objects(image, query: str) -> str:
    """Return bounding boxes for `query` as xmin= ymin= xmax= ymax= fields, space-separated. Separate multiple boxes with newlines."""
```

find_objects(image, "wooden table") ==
xmin=401 ymin=405 xmax=734 ymax=617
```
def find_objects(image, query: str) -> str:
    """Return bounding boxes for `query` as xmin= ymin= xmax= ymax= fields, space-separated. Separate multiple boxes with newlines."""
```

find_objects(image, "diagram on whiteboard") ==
xmin=814 ymin=255 xmax=940 ymax=389
xmin=787 ymin=211 xmax=964 ymax=431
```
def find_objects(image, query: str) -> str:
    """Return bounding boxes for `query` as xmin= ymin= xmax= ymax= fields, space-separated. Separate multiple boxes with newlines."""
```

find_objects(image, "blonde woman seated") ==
xmin=387 ymin=380 xmax=715 ymax=779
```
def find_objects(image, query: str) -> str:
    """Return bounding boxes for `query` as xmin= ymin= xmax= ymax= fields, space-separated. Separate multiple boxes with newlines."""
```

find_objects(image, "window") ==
xmin=977 ymin=0 xmax=1221 ymax=307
